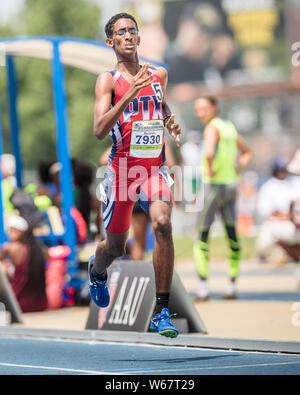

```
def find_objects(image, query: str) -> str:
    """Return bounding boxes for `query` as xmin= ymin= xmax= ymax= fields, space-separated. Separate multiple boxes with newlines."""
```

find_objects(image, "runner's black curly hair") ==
xmin=105 ymin=13 xmax=138 ymax=38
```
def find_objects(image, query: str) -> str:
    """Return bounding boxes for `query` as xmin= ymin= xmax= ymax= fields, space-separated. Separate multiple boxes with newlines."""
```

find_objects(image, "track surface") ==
xmin=1 ymin=261 xmax=300 ymax=377
xmin=0 ymin=336 xmax=300 ymax=375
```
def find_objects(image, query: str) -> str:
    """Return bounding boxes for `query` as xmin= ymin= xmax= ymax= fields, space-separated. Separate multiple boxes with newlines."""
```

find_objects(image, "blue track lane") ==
xmin=0 ymin=337 xmax=300 ymax=375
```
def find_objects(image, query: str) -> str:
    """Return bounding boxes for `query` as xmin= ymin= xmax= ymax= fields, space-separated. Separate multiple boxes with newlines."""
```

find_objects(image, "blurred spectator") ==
xmin=24 ymin=183 xmax=52 ymax=213
xmin=164 ymin=17 xmax=211 ymax=83
xmin=35 ymin=160 xmax=89 ymax=243
xmin=275 ymin=150 xmax=300 ymax=268
xmin=1 ymin=154 xmax=17 ymax=212
xmin=0 ymin=215 xmax=48 ymax=313
xmin=9 ymin=186 xmax=46 ymax=230
xmin=256 ymin=157 xmax=300 ymax=263
xmin=36 ymin=160 xmax=60 ymax=203
xmin=1 ymin=154 xmax=16 ymax=186
xmin=72 ymin=159 xmax=102 ymax=240
xmin=207 ymin=34 xmax=242 ymax=84
xmin=138 ymin=21 xmax=169 ymax=63
xmin=193 ymin=96 xmax=253 ymax=300
xmin=1 ymin=155 xmax=48 ymax=230
xmin=72 ymin=159 xmax=93 ymax=228
xmin=48 ymin=161 xmax=62 ymax=207
xmin=162 ymin=1 xmax=243 ymax=85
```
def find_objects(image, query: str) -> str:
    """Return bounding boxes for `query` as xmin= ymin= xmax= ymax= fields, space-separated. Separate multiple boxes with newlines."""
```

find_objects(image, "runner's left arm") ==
xmin=158 ymin=67 xmax=181 ymax=147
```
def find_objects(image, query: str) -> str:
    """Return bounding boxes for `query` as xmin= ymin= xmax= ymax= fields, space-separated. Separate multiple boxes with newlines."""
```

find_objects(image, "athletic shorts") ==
xmin=132 ymin=201 xmax=148 ymax=215
xmin=100 ymin=165 xmax=173 ymax=234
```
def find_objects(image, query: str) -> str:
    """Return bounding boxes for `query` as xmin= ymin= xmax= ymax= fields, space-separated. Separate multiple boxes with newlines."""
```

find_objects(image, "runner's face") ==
xmin=195 ymin=99 xmax=217 ymax=124
xmin=107 ymin=18 xmax=140 ymax=55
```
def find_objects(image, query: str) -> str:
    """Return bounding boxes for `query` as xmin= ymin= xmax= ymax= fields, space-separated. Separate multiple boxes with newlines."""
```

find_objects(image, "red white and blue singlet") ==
xmin=101 ymin=66 xmax=173 ymax=234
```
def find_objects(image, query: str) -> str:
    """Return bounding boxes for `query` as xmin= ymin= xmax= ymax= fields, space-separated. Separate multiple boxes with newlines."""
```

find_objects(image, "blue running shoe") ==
xmin=88 ymin=256 xmax=110 ymax=308
xmin=149 ymin=308 xmax=179 ymax=338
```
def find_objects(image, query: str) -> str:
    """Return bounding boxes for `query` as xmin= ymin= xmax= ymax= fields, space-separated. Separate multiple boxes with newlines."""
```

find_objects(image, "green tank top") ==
xmin=203 ymin=117 xmax=238 ymax=184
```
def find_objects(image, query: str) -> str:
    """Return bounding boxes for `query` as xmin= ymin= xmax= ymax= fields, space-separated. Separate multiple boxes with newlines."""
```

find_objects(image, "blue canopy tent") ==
xmin=0 ymin=36 xmax=162 ymax=275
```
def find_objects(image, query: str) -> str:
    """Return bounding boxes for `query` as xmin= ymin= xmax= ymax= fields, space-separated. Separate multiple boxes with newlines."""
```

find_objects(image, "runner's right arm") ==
xmin=93 ymin=64 xmax=152 ymax=140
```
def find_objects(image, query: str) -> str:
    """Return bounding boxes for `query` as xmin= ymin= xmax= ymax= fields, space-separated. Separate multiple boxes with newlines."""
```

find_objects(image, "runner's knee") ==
xmin=152 ymin=214 xmax=172 ymax=236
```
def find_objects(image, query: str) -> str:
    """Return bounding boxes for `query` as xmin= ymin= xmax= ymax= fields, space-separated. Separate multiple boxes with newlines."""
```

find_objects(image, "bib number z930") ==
xmin=130 ymin=120 xmax=164 ymax=158
xmin=135 ymin=134 xmax=161 ymax=145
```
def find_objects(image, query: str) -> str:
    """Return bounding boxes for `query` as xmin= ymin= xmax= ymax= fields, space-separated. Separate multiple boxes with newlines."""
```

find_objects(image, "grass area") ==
xmin=174 ymin=234 xmax=256 ymax=262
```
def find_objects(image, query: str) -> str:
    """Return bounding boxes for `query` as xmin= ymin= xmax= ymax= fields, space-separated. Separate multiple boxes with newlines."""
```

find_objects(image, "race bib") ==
xmin=130 ymin=120 xmax=164 ymax=158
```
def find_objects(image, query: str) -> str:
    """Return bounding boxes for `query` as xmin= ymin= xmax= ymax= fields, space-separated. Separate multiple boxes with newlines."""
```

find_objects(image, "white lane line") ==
xmin=1 ymin=359 xmax=300 ymax=375
xmin=0 ymin=362 xmax=121 ymax=375
xmin=118 ymin=360 xmax=300 ymax=374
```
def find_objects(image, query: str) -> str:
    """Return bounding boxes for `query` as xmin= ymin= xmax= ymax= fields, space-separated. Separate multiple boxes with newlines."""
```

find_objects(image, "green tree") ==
xmin=23 ymin=0 xmax=102 ymax=38
xmin=1 ymin=0 xmax=112 ymax=174
xmin=0 ymin=25 xmax=18 ymax=155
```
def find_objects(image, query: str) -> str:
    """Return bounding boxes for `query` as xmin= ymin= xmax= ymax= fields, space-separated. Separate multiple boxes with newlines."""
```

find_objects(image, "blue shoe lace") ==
xmin=150 ymin=308 xmax=179 ymax=338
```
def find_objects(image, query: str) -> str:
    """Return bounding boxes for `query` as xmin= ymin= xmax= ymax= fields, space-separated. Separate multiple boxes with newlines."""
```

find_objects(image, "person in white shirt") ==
xmin=256 ymin=157 xmax=300 ymax=262
xmin=276 ymin=151 xmax=300 ymax=265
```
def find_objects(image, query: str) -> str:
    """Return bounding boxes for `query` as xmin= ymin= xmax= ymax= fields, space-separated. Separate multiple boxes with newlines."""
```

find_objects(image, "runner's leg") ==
xmin=93 ymin=231 xmax=129 ymax=277
xmin=140 ymin=169 xmax=174 ymax=311
xmin=138 ymin=168 xmax=178 ymax=336
xmin=130 ymin=207 xmax=150 ymax=261
xmin=149 ymin=200 xmax=174 ymax=295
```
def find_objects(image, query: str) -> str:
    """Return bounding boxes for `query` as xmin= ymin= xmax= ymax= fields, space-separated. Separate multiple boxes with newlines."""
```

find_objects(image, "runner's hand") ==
xmin=166 ymin=114 xmax=181 ymax=147
xmin=127 ymin=63 xmax=152 ymax=100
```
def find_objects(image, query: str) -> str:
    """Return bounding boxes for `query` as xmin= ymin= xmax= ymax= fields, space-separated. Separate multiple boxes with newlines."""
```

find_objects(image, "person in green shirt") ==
xmin=1 ymin=154 xmax=16 ymax=212
xmin=193 ymin=96 xmax=253 ymax=300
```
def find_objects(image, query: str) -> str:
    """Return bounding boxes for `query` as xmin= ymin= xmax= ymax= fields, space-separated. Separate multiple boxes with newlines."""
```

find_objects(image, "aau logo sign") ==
xmin=108 ymin=276 xmax=150 ymax=326
xmin=85 ymin=261 xmax=156 ymax=332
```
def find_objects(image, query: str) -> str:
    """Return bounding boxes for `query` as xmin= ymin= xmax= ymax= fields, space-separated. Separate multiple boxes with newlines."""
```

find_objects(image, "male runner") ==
xmin=89 ymin=13 xmax=181 ymax=337
xmin=194 ymin=96 xmax=253 ymax=300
